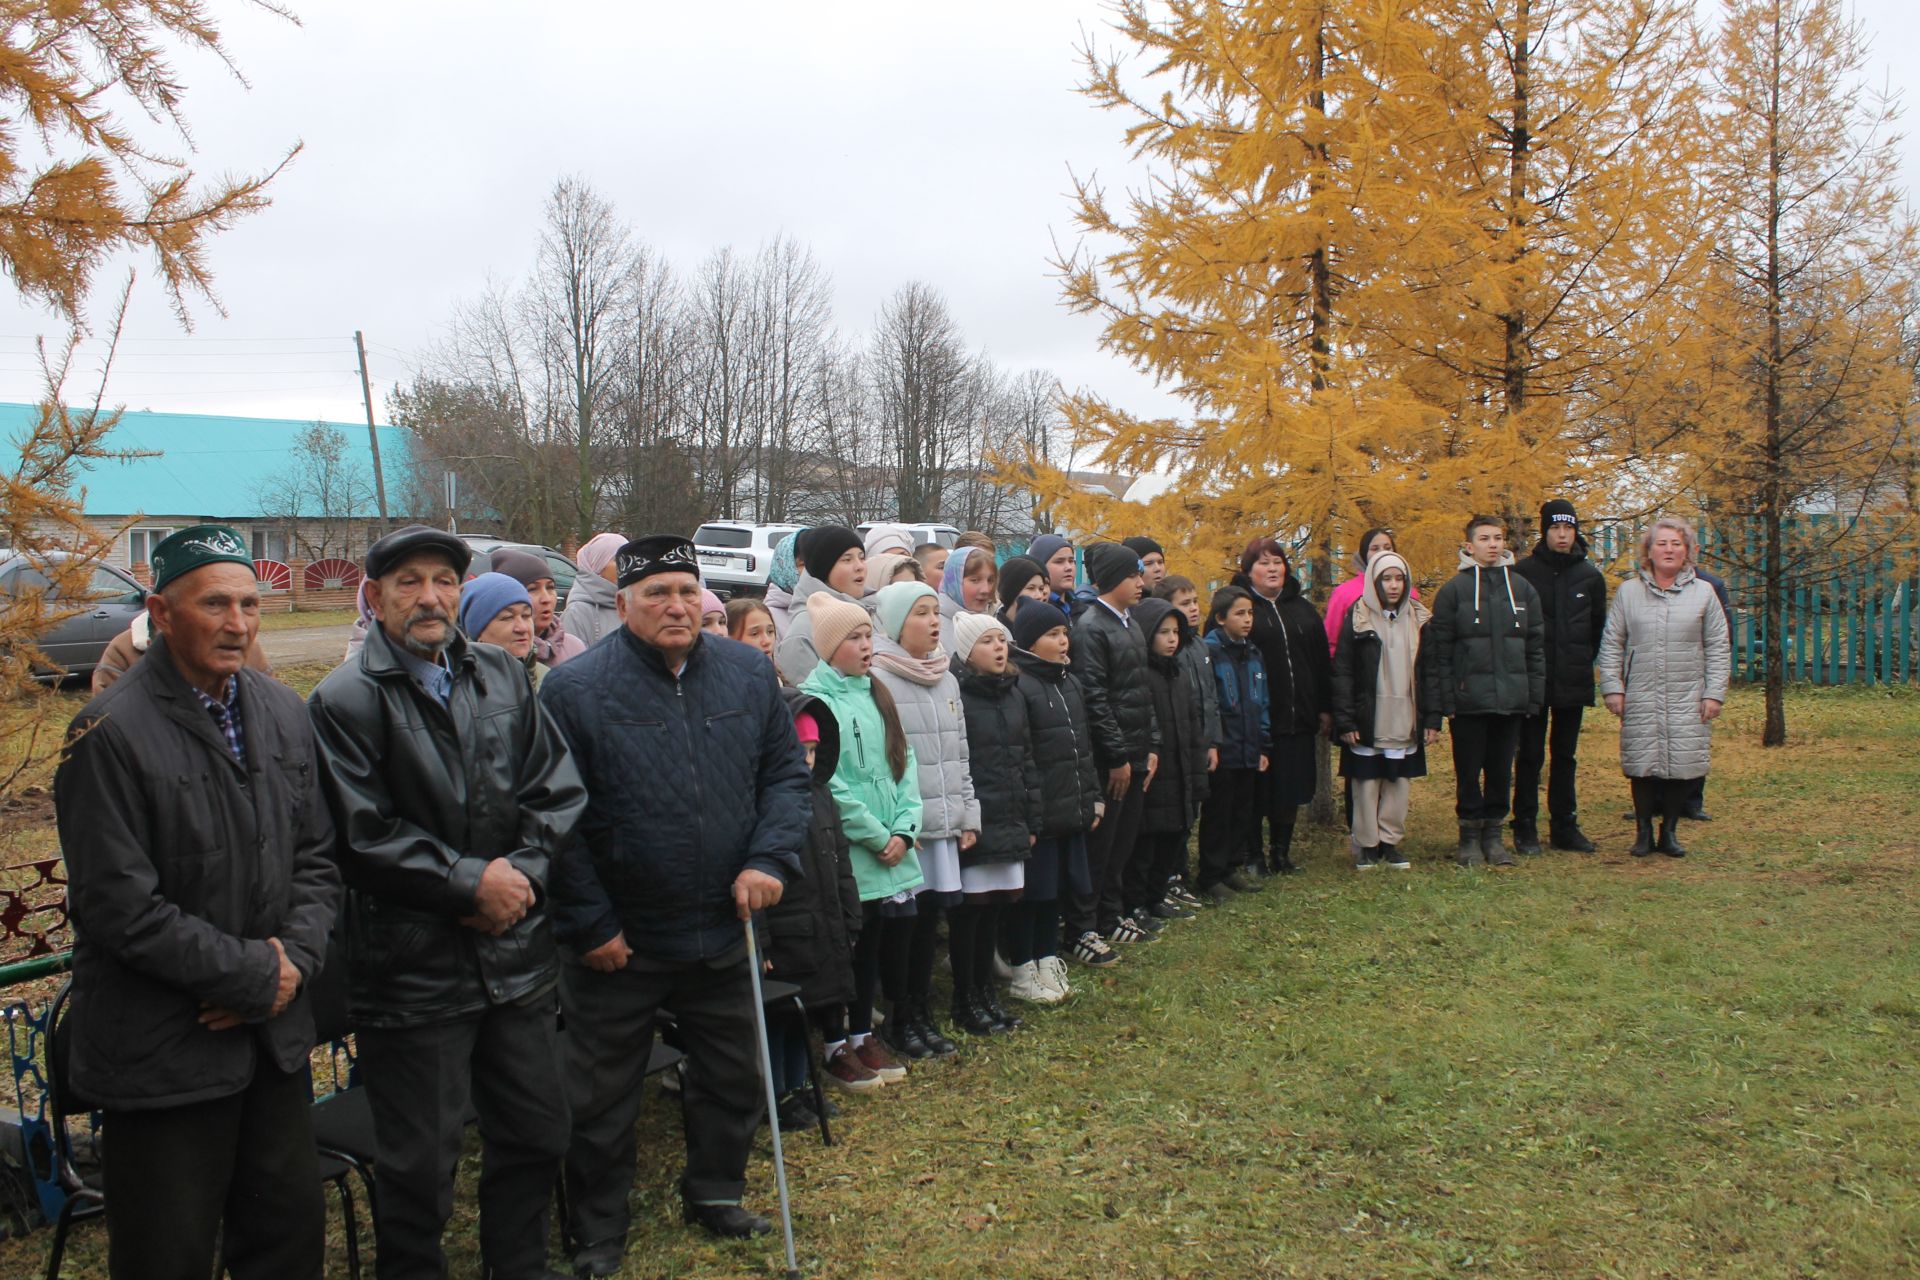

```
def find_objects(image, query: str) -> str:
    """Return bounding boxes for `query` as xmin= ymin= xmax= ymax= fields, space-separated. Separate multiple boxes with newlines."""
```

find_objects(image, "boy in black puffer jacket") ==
xmin=1067 ymin=542 xmax=1157 ymax=962
xmin=1427 ymin=515 xmax=1546 ymax=866
xmin=952 ymin=613 xmax=1044 ymax=1036
xmin=1131 ymin=598 xmax=1209 ymax=934
xmin=765 ymin=690 xmax=862 ymax=1131
xmin=1510 ymin=499 xmax=1607 ymax=853
xmin=1009 ymin=605 xmax=1106 ymax=997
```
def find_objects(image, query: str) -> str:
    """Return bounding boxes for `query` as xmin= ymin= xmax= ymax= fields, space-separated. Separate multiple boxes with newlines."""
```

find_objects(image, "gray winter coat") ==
xmin=870 ymin=635 xmax=981 ymax=839
xmin=776 ymin=571 xmax=862 ymax=686
xmin=1597 ymin=568 xmax=1731 ymax=779
xmin=560 ymin=569 xmax=621 ymax=649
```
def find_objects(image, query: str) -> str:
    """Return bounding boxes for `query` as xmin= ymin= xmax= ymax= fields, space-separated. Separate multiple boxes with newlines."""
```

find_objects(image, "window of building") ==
xmin=252 ymin=528 xmax=291 ymax=562
xmin=127 ymin=526 xmax=174 ymax=565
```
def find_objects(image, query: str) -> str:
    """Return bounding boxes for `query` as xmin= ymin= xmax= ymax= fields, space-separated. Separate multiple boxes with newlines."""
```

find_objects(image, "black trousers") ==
xmin=355 ymin=994 xmax=569 ymax=1280
xmin=1126 ymin=828 xmax=1189 ymax=909
xmin=1196 ymin=767 xmax=1262 ymax=889
xmin=1513 ymin=704 xmax=1586 ymax=824
xmin=1072 ymin=771 xmax=1145 ymax=937
xmin=560 ymin=943 xmax=763 ymax=1251
xmin=1450 ymin=713 xmax=1524 ymax=821
xmin=102 ymin=1060 xmax=323 ymax=1280
xmin=854 ymin=905 xmax=913 ymax=1032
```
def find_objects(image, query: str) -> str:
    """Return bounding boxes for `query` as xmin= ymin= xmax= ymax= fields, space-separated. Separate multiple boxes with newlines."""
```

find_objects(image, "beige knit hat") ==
xmin=808 ymin=592 xmax=872 ymax=664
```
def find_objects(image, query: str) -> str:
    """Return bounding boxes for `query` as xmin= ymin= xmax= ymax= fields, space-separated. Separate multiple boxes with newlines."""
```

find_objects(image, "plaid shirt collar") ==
xmin=192 ymin=676 xmax=246 ymax=765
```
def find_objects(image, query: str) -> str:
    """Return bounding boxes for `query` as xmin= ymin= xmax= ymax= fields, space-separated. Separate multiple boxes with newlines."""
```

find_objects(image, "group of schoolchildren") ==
xmin=676 ymin=514 xmax=1504 ymax=1132
xmin=455 ymin=505 xmax=1622 ymax=1133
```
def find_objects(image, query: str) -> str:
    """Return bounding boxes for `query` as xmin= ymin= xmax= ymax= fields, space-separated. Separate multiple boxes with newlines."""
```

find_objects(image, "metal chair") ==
xmin=307 ymin=941 xmax=375 ymax=1279
xmin=757 ymin=979 xmax=832 ymax=1146
xmin=39 ymin=980 xmax=101 ymax=1280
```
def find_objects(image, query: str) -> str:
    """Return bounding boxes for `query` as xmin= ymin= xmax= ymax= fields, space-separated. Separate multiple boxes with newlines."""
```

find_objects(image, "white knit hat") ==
xmin=952 ymin=611 xmax=1009 ymax=660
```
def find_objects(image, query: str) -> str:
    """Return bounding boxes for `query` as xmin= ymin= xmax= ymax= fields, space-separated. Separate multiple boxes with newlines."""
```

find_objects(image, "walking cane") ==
xmin=744 ymin=915 xmax=802 ymax=1280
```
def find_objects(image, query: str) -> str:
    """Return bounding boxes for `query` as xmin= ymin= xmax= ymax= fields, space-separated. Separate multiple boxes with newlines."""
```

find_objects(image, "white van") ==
xmin=693 ymin=521 xmax=804 ymax=593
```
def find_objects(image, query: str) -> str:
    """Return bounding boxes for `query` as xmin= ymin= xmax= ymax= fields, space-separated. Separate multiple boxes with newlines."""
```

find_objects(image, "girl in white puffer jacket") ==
xmin=870 ymin=581 xmax=979 ymax=1059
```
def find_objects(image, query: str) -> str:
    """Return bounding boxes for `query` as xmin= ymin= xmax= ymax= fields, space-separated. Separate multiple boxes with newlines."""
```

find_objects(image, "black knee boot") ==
xmin=1629 ymin=778 xmax=1656 ymax=856
xmin=1657 ymin=779 xmax=1688 ymax=856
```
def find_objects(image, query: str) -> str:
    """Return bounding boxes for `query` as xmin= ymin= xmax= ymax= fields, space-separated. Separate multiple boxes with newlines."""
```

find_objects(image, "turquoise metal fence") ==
xmin=1588 ymin=519 xmax=1918 ymax=686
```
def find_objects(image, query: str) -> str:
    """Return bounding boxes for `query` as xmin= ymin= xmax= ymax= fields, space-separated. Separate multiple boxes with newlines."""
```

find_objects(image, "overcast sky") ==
xmin=0 ymin=0 xmax=1914 ymax=431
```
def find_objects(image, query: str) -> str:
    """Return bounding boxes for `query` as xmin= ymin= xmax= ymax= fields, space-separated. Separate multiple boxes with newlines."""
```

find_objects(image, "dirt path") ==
xmin=262 ymin=624 xmax=351 ymax=667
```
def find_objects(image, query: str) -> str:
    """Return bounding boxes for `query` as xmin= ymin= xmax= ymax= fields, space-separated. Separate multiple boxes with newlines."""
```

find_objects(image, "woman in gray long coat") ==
xmin=1597 ymin=516 xmax=1731 ymax=857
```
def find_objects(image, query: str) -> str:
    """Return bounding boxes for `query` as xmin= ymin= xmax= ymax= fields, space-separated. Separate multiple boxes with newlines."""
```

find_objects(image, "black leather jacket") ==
xmin=307 ymin=626 xmax=587 ymax=1027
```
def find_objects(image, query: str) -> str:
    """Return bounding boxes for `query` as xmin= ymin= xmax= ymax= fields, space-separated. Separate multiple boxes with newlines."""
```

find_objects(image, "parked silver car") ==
xmin=0 ymin=551 xmax=147 ymax=679
xmin=457 ymin=535 xmax=582 ymax=610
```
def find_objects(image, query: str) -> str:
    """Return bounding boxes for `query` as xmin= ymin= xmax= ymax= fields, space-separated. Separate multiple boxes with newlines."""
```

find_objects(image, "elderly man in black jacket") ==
xmin=1511 ymin=500 xmax=1608 ymax=853
xmin=308 ymin=524 xmax=587 ymax=1280
xmin=538 ymin=534 xmax=810 ymax=1272
xmin=1064 ymin=541 xmax=1159 ymax=964
xmin=56 ymin=525 xmax=342 ymax=1280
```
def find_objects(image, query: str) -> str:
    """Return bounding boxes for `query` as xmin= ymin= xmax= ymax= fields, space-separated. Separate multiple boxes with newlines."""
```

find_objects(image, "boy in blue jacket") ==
xmin=1197 ymin=586 xmax=1270 ymax=902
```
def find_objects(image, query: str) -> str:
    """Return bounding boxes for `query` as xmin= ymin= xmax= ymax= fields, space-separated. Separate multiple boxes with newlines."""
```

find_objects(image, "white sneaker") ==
xmin=1007 ymin=960 xmax=1060 ymax=1005
xmin=1039 ymin=955 xmax=1073 ymax=999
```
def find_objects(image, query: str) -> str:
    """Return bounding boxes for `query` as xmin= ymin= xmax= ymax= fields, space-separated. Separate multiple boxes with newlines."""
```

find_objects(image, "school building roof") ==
xmin=0 ymin=402 xmax=408 ymax=519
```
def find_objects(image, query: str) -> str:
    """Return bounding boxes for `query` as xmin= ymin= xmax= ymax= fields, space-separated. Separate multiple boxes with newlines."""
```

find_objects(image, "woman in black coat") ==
xmin=1231 ymin=536 xmax=1332 ymax=875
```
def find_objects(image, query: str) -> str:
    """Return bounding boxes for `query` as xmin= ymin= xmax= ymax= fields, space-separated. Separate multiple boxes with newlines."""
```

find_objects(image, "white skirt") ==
xmin=960 ymin=859 xmax=1025 ymax=895
xmin=915 ymin=836 xmax=962 ymax=895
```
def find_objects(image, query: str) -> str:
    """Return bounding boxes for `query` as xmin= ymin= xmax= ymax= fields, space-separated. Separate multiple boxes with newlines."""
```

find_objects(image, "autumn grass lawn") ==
xmin=7 ymin=683 xmax=1918 ymax=1277
xmin=257 ymin=607 xmax=359 ymax=632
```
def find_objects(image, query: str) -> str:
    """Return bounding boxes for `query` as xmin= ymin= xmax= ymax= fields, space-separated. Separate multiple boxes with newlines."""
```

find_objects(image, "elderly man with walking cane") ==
xmin=538 ymin=534 xmax=813 ymax=1277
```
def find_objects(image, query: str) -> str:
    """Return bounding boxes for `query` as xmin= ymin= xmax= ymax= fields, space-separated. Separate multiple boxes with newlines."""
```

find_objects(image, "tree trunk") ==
xmin=1307 ymin=20 xmax=1338 ymax=827
xmin=1761 ymin=5 xmax=1787 ymax=747
xmin=1498 ymin=0 xmax=1533 ymax=529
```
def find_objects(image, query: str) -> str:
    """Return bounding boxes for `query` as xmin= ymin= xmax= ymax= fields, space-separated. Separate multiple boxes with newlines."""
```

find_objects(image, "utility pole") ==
xmin=356 ymin=330 xmax=391 ymax=529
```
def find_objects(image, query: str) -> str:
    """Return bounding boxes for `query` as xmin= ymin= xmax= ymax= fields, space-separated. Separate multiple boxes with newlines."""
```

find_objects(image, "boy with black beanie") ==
xmin=1064 ymin=543 xmax=1158 ymax=962
xmin=1511 ymin=499 xmax=1607 ymax=852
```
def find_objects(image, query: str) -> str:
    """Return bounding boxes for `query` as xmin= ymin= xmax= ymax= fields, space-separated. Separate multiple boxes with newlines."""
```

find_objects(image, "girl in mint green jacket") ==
xmin=799 ymin=593 xmax=924 ymax=1081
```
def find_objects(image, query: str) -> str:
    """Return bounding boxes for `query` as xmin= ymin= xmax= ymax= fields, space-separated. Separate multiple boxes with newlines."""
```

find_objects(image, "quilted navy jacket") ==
xmin=539 ymin=627 xmax=811 ymax=963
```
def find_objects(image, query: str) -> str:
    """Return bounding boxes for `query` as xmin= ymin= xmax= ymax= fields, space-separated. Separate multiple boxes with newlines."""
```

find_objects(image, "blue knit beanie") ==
xmin=458 ymin=572 xmax=532 ymax=639
xmin=1027 ymin=534 xmax=1072 ymax=570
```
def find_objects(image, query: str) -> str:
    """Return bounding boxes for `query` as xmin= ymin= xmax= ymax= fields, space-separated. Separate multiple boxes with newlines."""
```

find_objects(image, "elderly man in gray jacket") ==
xmin=56 ymin=526 xmax=342 ymax=1280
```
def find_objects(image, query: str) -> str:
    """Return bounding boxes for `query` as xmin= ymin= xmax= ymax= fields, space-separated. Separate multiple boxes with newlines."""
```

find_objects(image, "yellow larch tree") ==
xmin=1683 ymin=0 xmax=1920 ymax=745
xmin=1027 ymin=0 xmax=1492 ymax=596
xmin=1388 ymin=0 xmax=1710 ymax=535
xmin=2 ymin=2 xmax=295 ymax=829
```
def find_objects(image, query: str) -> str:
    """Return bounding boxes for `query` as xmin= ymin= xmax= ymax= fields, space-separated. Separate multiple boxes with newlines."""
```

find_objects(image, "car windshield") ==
xmin=695 ymin=526 xmax=752 ymax=549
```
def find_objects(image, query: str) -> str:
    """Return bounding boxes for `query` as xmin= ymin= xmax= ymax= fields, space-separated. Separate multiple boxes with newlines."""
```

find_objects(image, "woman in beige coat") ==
xmin=1597 ymin=516 xmax=1731 ymax=857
